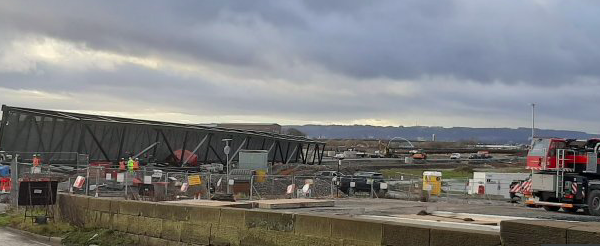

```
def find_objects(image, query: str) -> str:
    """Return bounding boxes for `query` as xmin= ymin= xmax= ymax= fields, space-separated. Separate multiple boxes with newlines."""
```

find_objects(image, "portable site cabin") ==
xmin=423 ymin=171 xmax=442 ymax=196
xmin=468 ymin=172 xmax=530 ymax=198
xmin=238 ymin=150 xmax=269 ymax=173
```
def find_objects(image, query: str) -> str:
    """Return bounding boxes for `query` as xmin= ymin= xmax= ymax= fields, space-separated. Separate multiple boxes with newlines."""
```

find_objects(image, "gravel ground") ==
xmin=274 ymin=197 xmax=600 ymax=222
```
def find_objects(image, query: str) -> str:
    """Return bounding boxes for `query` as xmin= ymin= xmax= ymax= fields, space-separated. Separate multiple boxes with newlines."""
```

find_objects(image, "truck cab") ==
xmin=527 ymin=138 xmax=564 ymax=170
xmin=526 ymin=138 xmax=600 ymax=215
xmin=527 ymin=138 xmax=600 ymax=172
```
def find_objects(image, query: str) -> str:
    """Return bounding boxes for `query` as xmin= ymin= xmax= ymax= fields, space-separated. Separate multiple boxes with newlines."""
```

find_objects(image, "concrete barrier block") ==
xmin=56 ymin=194 xmax=68 ymax=220
xmin=244 ymin=210 xmax=269 ymax=230
xmin=109 ymin=199 xmax=120 ymax=214
xmin=113 ymin=214 xmax=131 ymax=232
xmin=57 ymin=193 xmax=68 ymax=202
xmin=161 ymin=219 xmax=183 ymax=242
xmin=84 ymin=210 xmax=101 ymax=229
xmin=155 ymin=203 xmax=189 ymax=221
xmin=242 ymin=228 xmax=342 ymax=246
xmin=170 ymin=204 xmax=190 ymax=221
xmin=82 ymin=210 xmax=92 ymax=228
xmin=88 ymin=198 xmax=111 ymax=212
xmin=166 ymin=241 xmax=185 ymax=246
xmin=280 ymin=234 xmax=342 ymax=246
xmin=98 ymin=212 xmax=112 ymax=229
xmin=137 ymin=201 xmax=157 ymax=217
xmin=119 ymin=200 xmax=142 ymax=216
xmin=180 ymin=222 xmax=212 ymax=245
xmin=431 ymin=227 xmax=500 ymax=246
xmin=501 ymin=220 xmax=571 ymax=246
xmin=382 ymin=222 xmax=430 ymax=246
xmin=567 ymin=223 xmax=600 ymax=244
xmin=245 ymin=210 xmax=295 ymax=232
xmin=331 ymin=217 xmax=383 ymax=243
xmin=73 ymin=195 xmax=90 ymax=209
xmin=188 ymin=206 xmax=220 ymax=224
xmin=57 ymin=194 xmax=73 ymax=214
xmin=138 ymin=217 xmax=163 ymax=238
xmin=267 ymin=212 xmax=295 ymax=232
xmin=212 ymin=225 xmax=242 ymax=246
xmin=74 ymin=207 xmax=88 ymax=227
xmin=147 ymin=236 xmax=172 ymax=246
xmin=220 ymin=208 xmax=246 ymax=229
xmin=127 ymin=215 xmax=142 ymax=234
xmin=295 ymin=214 xmax=332 ymax=238
xmin=137 ymin=235 xmax=150 ymax=246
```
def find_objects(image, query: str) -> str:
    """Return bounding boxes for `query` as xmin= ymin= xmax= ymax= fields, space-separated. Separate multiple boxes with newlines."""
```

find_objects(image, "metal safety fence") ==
xmin=62 ymin=166 xmax=215 ymax=202
xmin=383 ymin=177 xmax=525 ymax=203
xmin=57 ymin=171 xmax=524 ymax=203
xmin=2 ymin=152 xmax=525 ymax=204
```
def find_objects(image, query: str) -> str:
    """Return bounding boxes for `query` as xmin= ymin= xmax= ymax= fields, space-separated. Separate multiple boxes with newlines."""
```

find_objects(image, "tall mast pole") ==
xmin=531 ymin=103 xmax=535 ymax=142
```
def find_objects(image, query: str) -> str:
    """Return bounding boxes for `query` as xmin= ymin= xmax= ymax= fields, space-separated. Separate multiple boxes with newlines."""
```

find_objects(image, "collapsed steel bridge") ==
xmin=0 ymin=105 xmax=325 ymax=165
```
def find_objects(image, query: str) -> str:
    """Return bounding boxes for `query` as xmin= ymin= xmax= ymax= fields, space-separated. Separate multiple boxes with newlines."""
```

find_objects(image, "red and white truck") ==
xmin=525 ymin=138 xmax=600 ymax=215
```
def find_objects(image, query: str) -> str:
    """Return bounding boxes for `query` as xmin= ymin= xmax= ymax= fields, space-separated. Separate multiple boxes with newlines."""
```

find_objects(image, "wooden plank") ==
xmin=393 ymin=214 xmax=500 ymax=226
xmin=163 ymin=200 xmax=252 ymax=208
xmin=254 ymin=199 xmax=335 ymax=209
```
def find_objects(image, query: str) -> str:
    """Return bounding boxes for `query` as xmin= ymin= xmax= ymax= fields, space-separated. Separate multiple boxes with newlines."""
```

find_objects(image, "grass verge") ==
xmin=62 ymin=229 xmax=135 ymax=246
xmin=1 ymin=209 xmax=134 ymax=246
xmin=0 ymin=209 xmax=74 ymax=237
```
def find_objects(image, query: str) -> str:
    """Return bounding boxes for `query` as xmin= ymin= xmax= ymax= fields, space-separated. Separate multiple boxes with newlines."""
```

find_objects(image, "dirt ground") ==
xmin=272 ymin=198 xmax=600 ymax=222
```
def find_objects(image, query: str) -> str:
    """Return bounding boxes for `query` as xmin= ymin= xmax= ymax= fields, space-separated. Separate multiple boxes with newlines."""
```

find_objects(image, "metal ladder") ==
xmin=556 ymin=149 xmax=566 ymax=198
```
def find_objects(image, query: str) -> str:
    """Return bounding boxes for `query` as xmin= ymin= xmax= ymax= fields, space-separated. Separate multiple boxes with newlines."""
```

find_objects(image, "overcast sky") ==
xmin=1 ymin=1 xmax=599 ymax=133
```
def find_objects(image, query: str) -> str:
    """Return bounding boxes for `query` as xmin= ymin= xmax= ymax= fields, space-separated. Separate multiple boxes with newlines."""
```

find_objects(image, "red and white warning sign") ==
xmin=73 ymin=176 xmax=86 ymax=189
xmin=286 ymin=184 xmax=296 ymax=194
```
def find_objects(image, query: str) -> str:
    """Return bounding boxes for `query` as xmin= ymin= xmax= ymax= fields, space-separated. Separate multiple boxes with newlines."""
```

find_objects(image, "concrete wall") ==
xmin=57 ymin=193 xmax=502 ymax=246
xmin=501 ymin=219 xmax=600 ymax=246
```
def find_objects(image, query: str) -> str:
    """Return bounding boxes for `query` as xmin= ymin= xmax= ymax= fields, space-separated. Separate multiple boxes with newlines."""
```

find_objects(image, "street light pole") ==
xmin=336 ymin=157 xmax=343 ymax=198
xmin=222 ymin=139 xmax=232 ymax=194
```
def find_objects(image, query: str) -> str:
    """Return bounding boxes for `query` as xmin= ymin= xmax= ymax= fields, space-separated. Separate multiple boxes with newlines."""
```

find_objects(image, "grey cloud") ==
xmin=1 ymin=1 xmax=600 ymax=84
xmin=1 ymin=1 xmax=600 ymax=132
xmin=3 ymin=58 xmax=598 ymax=130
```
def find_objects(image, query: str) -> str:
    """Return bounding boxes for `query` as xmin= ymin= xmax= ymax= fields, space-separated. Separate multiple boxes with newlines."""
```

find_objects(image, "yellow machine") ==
xmin=422 ymin=171 xmax=442 ymax=196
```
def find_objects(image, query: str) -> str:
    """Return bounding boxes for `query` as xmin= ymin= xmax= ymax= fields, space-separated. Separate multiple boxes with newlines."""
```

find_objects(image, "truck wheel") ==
xmin=543 ymin=206 xmax=560 ymax=212
xmin=586 ymin=190 xmax=600 ymax=216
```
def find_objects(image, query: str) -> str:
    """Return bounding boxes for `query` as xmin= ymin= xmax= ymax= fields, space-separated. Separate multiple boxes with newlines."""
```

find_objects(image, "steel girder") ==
xmin=0 ymin=105 xmax=325 ymax=165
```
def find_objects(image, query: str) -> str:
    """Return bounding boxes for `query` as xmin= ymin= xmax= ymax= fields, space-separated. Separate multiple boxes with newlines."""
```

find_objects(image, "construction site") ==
xmin=0 ymin=104 xmax=600 ymax=246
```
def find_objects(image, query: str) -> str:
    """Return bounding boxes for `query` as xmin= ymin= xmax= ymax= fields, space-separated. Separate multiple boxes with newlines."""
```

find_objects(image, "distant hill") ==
xmin=283 ymin=125 xmax=600 ymax=144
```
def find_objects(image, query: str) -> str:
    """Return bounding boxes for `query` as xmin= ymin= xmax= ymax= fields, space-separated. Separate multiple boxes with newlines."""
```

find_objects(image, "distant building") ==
xmin=216 ymin=123 xmax=282 ymax=134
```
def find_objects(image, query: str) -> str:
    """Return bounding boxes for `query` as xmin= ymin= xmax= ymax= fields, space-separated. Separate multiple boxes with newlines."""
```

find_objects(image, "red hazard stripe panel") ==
xmin=521 ymin=181 xmax=532 ymax=193
xmin=511 ymin=183 xmax=522 ymax=193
